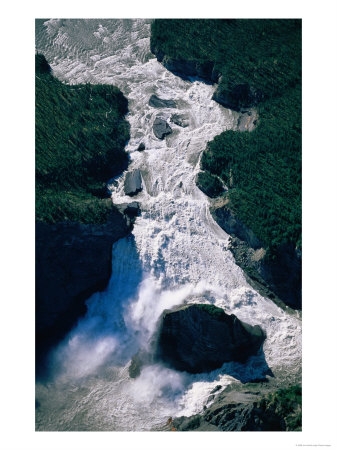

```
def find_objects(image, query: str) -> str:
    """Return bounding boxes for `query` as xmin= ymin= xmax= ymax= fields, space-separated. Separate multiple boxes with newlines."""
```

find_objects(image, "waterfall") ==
xmin=35 ymin=19 xmax=301 ymax=431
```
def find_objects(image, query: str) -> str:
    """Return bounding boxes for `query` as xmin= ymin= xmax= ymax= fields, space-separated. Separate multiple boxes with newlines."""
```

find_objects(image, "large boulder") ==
xmin=155 ymin=304 xmax=265 ymax=374
xmin=137 ymin=142 xmax=145 ymax=151
xmin=124 ymin=202 xmax=140 ymax=218
xmin=124 ymin=169 xmax=142 ymax=196
xmin=153 ymin=117 xmax=172 ymax=139
xmin=115 ymin=202 xmax=141 ymax=229
xmin=170 ymin=113 xmax=189 ymax=128
xmin=149 ymin=94 xmax=176 ymax=108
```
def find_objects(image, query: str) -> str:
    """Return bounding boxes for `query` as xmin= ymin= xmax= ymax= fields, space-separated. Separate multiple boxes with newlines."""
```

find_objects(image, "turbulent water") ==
xmin=35 ymin=19 xmax=301 ymax=431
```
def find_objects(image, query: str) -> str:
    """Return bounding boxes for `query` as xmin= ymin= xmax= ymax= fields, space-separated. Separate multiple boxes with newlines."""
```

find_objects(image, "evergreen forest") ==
xmin=151 ymin=19 xmax=302 ymax=254
xmin=35 ymin=54 xmax=130 ymax=224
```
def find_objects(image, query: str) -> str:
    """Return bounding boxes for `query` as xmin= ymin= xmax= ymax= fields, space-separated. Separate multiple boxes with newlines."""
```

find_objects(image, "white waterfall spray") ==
xmin=35 ymin=19 xmax=301 ymax=431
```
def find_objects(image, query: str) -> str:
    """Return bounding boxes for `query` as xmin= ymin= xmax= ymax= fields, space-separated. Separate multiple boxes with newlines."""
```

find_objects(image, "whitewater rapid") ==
xmin=35 ymin=19 xmax=301 ymax=431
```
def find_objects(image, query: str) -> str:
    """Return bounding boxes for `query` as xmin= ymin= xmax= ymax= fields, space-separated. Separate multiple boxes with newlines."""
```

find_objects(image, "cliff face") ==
xmin=211 ymin=203 xmax=301 ymax=310
xmin=35 ymin=54 xmax=134 ymax=376
xmin=212 ymin=81 xmax=265 ymax=111
xmin=35 ymin=207 xmax=132 ymax=375
xmin=211 ymin=205 xmax=262 ymax=249
xmin=150 ymin=42 xmax=220 ymax=83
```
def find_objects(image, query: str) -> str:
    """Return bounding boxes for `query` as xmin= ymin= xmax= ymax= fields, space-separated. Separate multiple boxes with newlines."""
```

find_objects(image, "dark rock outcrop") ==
xmin=174 ymin=398 xmax=286 ymax=431
xmin=230 ymin=237 xmax=302 ymax=310
xmin=149 ymin=94 xmax=176 ymax=108
xmin=124 ymin=169 xmax=142 ymax=196
xmin=129 ymin=350 xmax=153 ymax=378
xmin=35 ymin=208 xmax=132 ymax=374
xmin=172 ymin=382 xmax=302 ymax=432
xmin=151 ymin=45 xmax=220 ymax=83
xmin=212 ymin=82 xmax=265 ymax=112
xmin=124 ymin=201 xmax=140 ymax=218
xmin=116 ymin=202 xmax=141 ymax=228
xmin=170 ymin=113 xmax=189 ymax=128
xmin=137 ymin=142 xmax=145 ymax=151
xmin=151 ymin=46 xmax=263 ymax=111
xmin=211 ymin=203 xmax=301 ymax=310
xmin=153 ymin=117 xmax=172 ymax=139
xmin=155 ymin=304 xmax=265 ymax=374
xmin=211 ymin=204 xmax=262 ymax=249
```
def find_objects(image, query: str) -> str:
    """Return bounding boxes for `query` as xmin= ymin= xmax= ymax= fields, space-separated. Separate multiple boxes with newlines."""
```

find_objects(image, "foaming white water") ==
xmin=35 ymin=19 xmax=301 ymax=431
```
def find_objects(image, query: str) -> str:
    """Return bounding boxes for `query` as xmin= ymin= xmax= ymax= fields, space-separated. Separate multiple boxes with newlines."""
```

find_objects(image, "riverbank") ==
xmin=150 ymin=18 xmax=302 ymax=430
xmin=35 ymin=19 xmax=301 ymax=431
xmin=150 ymin=19 xmax=302 ymax=311
xmin=171 ymin=383 xmax=301 ymax=431
xmin=35 ymin=54 xmax=132 ymax=375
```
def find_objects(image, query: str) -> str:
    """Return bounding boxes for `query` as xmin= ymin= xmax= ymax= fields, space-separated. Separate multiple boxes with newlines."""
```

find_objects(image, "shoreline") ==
xmin=150 ymin=44 xmax=301 ymax=311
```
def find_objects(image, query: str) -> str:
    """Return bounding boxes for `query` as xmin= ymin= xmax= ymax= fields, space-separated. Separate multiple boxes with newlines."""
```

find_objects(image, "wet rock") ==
xmin=116 ymin=201 xmax=141 ymax=218
xmin=150 ymin=45 xmax=219 ymax=83
xmin=170 ymin=113 xmax=189 ymax=128
xmin=210 ymin=385 xmax=222 ymax=395
xmin=211 ymin=203 xmax=301 ymax=310
xmin=149 ymin=94 xmax=176 ymax=108
xmin=124 ymin=169 xmax=142 ymax=196
xmin=229 ymin=237 xmax=302 ymax=310
xmin=137 ymin=143 xmax=145 ymax=151
xmin=115 ymin=202 xmax=141 ymax=228
xmin=211 ymin=205 xmax=262 ymax=249
xmin=129 ymin=350 xmax=153 ymax=378
xmin=124 ymin=201 xmax=140 ymax=218
xmin=153 ymin=117 xmax=172 ymax=139
xmin=155 ymin=304 xmax=265 ymax=374
xmin=212 ymin=82 xmax=265 ymax=112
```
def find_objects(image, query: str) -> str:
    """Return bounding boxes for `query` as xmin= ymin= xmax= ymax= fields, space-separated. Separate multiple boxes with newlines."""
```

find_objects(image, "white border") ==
xmin=1 ymin=1 xmax=337 ymax=449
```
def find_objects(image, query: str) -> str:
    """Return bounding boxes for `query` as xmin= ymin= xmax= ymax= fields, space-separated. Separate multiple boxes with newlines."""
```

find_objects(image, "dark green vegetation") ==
xmin=151 ymin=20 xmax=301 ymax=254
xmin=36 ymin=54 xmax=130 ymax=224
xmin=151 ymin=19 xmax=301 ymax=109
xmin=196 ymin=171 xmax=223 ymax=198
xmin=202 ymin=86 xmax=301 ymax=252
xmin=262 ymin=384 xmax=302 ymax=431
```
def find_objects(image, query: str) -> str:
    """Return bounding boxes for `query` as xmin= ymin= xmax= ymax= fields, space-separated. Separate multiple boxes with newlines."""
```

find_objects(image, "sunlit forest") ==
xmin=151 ymin=19 xmax=301 ymax=254
xmin=35 ymin=54 xmax=130 ymax=223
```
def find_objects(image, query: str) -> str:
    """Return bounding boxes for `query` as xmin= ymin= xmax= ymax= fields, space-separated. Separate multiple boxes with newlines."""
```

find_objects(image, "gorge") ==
xmin=35 ymin=19 xmax=301 ymax=431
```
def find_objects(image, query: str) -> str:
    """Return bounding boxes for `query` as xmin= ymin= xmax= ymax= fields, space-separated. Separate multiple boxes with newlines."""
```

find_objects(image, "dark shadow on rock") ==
xmin=36 ymin=228 xmax=144 ymax=382
xmin=129 ymin=303 xmax=273 ymax=384
xmin=154 ymin=304 xmax=266 ymax=374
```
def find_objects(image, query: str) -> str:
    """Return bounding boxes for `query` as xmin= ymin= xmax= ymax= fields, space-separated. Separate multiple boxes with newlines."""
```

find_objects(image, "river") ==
xmin=35 ymin=18 xmax=301 ymax=431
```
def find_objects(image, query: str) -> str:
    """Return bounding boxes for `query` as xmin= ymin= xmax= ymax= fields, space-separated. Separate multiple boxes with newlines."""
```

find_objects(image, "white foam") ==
xmin=35 ymin=19 xmax=302 ymax=431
